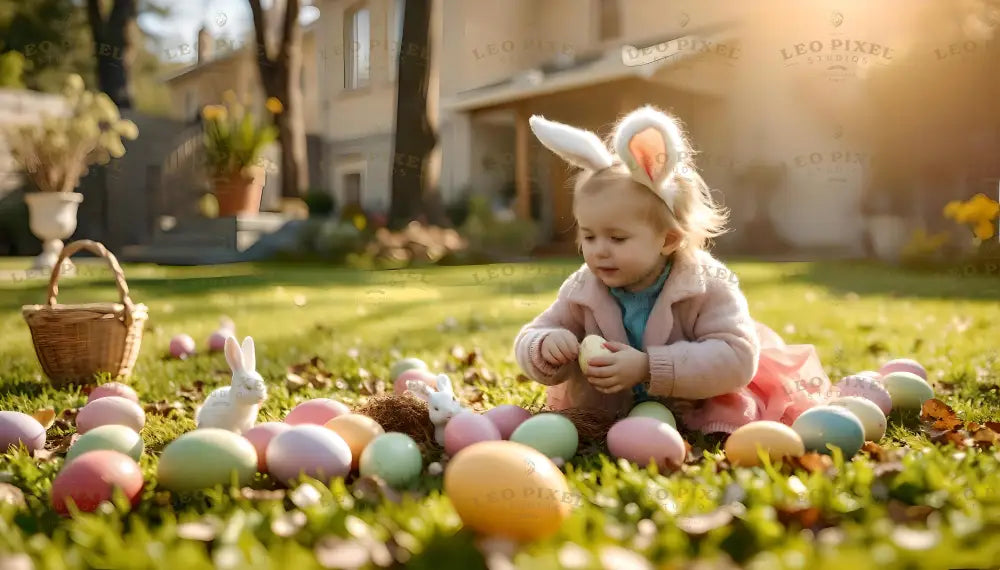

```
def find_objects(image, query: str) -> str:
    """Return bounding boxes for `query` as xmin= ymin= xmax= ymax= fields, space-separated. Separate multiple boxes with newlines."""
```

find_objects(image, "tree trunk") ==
xmin=248 ymin=0 xmax=309 ymax=200
xmin=389 ymin=0 xmax=445 ymax=229
xmin=85 ymin=0 xmax=136 ymax=108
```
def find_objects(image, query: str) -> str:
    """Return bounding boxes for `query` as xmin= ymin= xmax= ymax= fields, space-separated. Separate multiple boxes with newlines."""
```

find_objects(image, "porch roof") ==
xmin=442 ymin=23 xmax=742 ymax=113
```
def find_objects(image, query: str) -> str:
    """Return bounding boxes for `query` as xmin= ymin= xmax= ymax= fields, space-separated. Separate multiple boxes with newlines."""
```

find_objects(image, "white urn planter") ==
xmin=24 ymin=192 xmax=83 ymax=272
xmin=866 ymin=214 xmax=909 ymax=263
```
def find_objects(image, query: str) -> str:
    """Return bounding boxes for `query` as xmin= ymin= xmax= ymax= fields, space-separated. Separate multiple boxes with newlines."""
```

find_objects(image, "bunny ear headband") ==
xmin=527 ymin=105 xmax=687 ymax=212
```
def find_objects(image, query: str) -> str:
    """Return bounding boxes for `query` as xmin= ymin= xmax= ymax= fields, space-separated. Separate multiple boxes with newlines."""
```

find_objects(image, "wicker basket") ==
xmin=22 ymin=240 xmax=148 ymax=387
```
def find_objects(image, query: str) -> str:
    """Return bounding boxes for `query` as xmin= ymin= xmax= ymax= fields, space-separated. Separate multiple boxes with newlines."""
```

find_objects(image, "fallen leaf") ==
xmin=985 ymin=421 xmax=1000 ymax=433
xmin=971 ymin=427 xmax=997 ymax=448
xmin=861 ymin=441 xmax=887 ymax=462
xmin=45 ymin=433 xmax=78 ymax=454
xmin=776 ymin=506 xmax=824 ymax=529
xmin=31 ymin=408 xmax=56 ymax=430
xmin=920 ymin=399 xmax=962 ymax=430
xmin=887 ymin=500 xmax=935 ymax=524
xmin=32 ymin=448 xmax=54 ymax=461
xmin=873 ymin=462 xmax=905 ymax=478
xmin=352 ymin=475 xmax=402 ymax=505
xmin=144 ymin=401 xmax=185 ymax=416
xmin=929 ymin=430 xmax=967 ymax=449
xmin=286 ymin=373 xmax=308 ymax=392
xmin=786 ymin=453 xmax=834 ymax=474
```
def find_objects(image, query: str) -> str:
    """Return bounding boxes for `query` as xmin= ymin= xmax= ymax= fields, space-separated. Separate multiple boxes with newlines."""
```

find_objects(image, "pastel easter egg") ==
xmin=87 ymin=382 xmax=139 ymax=405
xmin=157 ymin=428 xmax=258 ymax=492
xmin=170 ymin=334 xmax=196 ymax=358
xmin=359 ymin=432 xmax=423 ymax=487
xmin=76 ymin=396 xmax=145 ymax=434
xmin=879 ymin=358 xmax=927 ymax=381
xmin=509 ymin=413 xmax=578 ymax=462
xmin=207 ymin=329 xmax=235 ymax=352
xmin=393 ymin=368 xmax=438 ymax=396
xmin=51 ymin=450 xmax=143 ymax=515
xmin=444 ymin=412 xmax=501 ymax=456
xmin=578 ymin=335 xmax=612 ymax=374
xmin=827 ymin=396 xmax=887 ymax=441
xmin=791 ymin=406 xmax=865 ymax=457
xmin=284 ymin=398 xmax=350 ymax=425
xmin=243 ymin=422 xmax=292 ymax=472
xmin=325 ymin=414 xmax=384 ymax=470
xmin=0 ymin=411 xmax=46 ymax=454
xmin=66 ymin=424 xmax=144 ymax=463
xmin=483 ymin=404 xmax=533 ymax=439
xmin=833 ymin=373 xmax=892 ymax=414
xmin=627 ymin=401 xmax=677 ymax=428
xmin=390 ymin=358 xmax=428 ymax=381
xmin=267 ymin=425 xmax=353 ymax=486
xmin=607 ymin=417 xmax=686 ymax=471
xmin=444 ymin=440 xmax=571 ymax=541
xmin=724 ymin=421 xmax=805 ymax=467
xmin=882 ymin=372 xmax=935 ymax=410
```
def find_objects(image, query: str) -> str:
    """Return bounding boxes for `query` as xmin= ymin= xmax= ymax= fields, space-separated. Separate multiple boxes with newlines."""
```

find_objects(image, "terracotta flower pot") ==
xmin=214 ymin=166 xmax=265 ymax=217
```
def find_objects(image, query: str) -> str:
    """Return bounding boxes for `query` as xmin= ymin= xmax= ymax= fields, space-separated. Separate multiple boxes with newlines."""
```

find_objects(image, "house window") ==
xmin=342 ymin=171 xmax=362 ymax=207
xmin=389 ymin=0 xmax=405 ymax=82
xmin=344 ymin=3 xmax=371 ymax=90
xmin=598 ymin=0 xmax=621 ymax=41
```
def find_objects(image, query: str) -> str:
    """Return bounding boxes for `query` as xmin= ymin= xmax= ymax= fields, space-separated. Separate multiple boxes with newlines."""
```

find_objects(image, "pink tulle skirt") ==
xmin=681 ymin=321 xmax=832 ymax=434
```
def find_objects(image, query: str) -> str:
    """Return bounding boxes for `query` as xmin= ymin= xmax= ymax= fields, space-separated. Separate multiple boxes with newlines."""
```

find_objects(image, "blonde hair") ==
xmin=570 ymin=116 xmax=730 ymax=256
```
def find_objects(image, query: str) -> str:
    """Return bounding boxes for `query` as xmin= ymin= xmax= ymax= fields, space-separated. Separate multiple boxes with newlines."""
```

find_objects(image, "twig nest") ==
xmin=354 ymin=394 xmax=436 ymax=450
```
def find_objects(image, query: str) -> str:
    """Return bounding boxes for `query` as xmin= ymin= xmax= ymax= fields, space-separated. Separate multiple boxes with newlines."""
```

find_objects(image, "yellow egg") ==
xmin=444 ymin=440 xmax=573 ymax=541
xmin=724 ymin=421 xmax=805 ymax=467
xmin=325 ymin=414 xmax=385 ymax=470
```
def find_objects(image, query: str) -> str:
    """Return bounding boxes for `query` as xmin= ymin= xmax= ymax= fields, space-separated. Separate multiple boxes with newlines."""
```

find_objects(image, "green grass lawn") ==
xmin=1 ymin=256 xmax=1000 ymax=570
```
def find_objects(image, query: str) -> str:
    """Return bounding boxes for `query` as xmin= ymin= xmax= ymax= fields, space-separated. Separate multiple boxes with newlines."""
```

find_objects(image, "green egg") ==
xmin=390 ymin=358 xmax=428 ymax=381
xmin=509 ymin=413 xmax=579 ymax=462
xmin=628 ymin=401 xmax=677 ymax=428
xmin=157 ymin=429 xmax=258 ymax=493
xmin=359 ymin=433 xmax=423 ymax=487
xmin=883 ymin=371 xmax=934 ymax=410
xmin=66 ymin=424 xmax=144 ymax=463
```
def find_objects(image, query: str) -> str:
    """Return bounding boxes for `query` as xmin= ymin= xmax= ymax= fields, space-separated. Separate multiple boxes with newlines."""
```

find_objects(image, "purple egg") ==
xmin=483 ymin=405 xmax=533 ymax=439
xmin=879 ymin=358 xmax=927 ymax=381
xmin=832 ymin=374 xmax=892 ymax=415
xmin=444 ymin=412 xmax=501 ymax=456
xmin=0 ymin=411 xmax=46 ymax=453
xmin=607 ymin=417 xmax=686 ymax=472
xmin=266 ymin=425 xmax=352 ymax=486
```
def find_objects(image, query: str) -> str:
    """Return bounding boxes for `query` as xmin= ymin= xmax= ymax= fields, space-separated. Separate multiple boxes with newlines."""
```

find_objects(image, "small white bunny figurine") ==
xmin=194 ymin=335 xmax=267 ymax=434
xmin=406 ymin=374 xmax=466 ymax=446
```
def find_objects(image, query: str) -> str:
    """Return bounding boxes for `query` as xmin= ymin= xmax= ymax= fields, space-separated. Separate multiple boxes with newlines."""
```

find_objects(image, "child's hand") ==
xmin=585 ymin=341 xmax=650 ymax=394
xmin=540 ymin=330 xmax=579 ymax=366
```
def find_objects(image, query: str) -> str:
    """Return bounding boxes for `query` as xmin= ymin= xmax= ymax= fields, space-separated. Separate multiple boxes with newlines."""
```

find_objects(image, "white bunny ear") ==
xmin=224 ymin=335 xmax=244 ymax=373
xmin=435 ymin=374 xmax=453 ymax=395
xmin=241 ymin=336 xmax=255 ymax=372
xmin=406 ymin=380 xmax=432 ymax=402
xmin=529 ymin=115 xmax=615 ymax=171
xmin=611 ymin=106 xmax=688 ymax=211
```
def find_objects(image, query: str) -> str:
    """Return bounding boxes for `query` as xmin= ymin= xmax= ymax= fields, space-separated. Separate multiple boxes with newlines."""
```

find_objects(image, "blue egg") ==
xmin=791 ymin=406 xmax=865 ymax=458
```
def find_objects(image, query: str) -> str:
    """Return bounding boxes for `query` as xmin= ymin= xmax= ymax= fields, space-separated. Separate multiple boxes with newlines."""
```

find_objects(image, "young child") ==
xmin=513 ymin=106 xmax=831 ymax=434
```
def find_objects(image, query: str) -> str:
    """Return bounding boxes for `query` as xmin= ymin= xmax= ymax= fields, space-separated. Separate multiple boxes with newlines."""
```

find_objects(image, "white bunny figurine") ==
xmin=194 ymin=335 xmax=267 ymax=434
xmin=406 ymin=374 xmax=467 ymax=446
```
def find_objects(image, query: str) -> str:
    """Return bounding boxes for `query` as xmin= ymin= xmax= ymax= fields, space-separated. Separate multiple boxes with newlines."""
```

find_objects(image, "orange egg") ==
xmin=444 ymin=440 xmax=573 ymax=542
xmin=325 ymin=414 xmax=385 ymax=470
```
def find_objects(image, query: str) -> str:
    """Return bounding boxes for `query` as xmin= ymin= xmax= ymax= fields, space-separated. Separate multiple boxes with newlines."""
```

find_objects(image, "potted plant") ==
xmin=202 ymin=91 xmax=281 ymax=217
xmin=1 ymin=74 xmax=138 ymax=271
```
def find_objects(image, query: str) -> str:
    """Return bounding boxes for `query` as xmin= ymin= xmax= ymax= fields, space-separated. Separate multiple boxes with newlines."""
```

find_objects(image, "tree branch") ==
xmin=278 ymin=0 xmax=301 ymax=63
xmin=248 ymin=0 xmax=271 ymax=63
xmin=86 ymin=0 xmax=104 ymax=42
xmin=108 ymin=0 xmax=138 ymax=30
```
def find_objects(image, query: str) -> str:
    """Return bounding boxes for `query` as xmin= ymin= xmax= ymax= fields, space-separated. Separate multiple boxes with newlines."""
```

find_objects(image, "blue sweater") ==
xmin=608 ymin=257 xmax=673 ymax=403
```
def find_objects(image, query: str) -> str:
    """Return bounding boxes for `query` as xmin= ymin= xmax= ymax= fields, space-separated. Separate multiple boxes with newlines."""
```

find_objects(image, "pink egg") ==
xmin=483 ymin=404 xmax=533 ymax=439
xmin=207 ymin=330 xmax=234 ymax=352
xmin=87 ymin=382 xmax=139 ymax=405
xmin=243 ymin=422 xmax=292 ymax=472
xmin=170 ymin=334 xmax=196 ymax=359
xmin=832 ymin=373 xmax=892 ymax=414
xmin=444 ymin=412 xmax=501 ymax=456
xmin=76 ymin=396 xmax=146 ymax=434
xmin=607 ymin=417 xmax=687 ymax=472
xmin=0 ymin=411 xmax=46 ymax=453
xmin=51 ymin=450 xmax=144 ymax=515
xmin=284 ymin=398 xmax=351 ymax=426
xmin=393 ymin=369 xmax=438 ymax=396
xmin=879 ymin=358 xmax=927 ymax=381
xmin=266 ymin=425 xmax=352 ymax=485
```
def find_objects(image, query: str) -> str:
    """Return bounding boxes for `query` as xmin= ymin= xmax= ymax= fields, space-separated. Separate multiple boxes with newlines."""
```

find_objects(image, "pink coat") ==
xmin=513 ymin=248 xmax=831 ymax=433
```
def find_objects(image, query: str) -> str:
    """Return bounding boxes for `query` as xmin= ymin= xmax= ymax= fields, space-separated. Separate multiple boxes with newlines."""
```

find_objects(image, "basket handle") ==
xmin=46 ymin=240 xmax=138 ymax=326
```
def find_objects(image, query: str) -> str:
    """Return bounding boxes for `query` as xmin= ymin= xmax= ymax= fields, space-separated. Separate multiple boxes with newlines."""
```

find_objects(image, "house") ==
xmin=318 ymin=0 xmax=938 ymax=257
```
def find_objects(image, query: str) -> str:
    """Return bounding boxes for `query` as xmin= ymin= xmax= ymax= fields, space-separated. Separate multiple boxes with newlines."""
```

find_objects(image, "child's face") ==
xmin=575 ymin=187 xmax=677 ymax=292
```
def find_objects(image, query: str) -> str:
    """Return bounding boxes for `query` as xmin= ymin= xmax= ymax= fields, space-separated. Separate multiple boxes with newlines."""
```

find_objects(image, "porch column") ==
xmin=514 ymin=105 xmax=531 ymax=220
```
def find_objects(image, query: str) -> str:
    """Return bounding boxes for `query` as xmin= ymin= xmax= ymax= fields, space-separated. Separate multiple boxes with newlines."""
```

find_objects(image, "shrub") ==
xmin=304 ymin=189 xmax=335 ymax=217
xmin=458 ymin=194 xmax=540 ymax=259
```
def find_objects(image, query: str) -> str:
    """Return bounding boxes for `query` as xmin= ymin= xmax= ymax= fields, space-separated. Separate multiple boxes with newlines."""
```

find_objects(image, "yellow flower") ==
xmin=223 ymin=90 xmax=237 ymax=104
xmin=943 ymin=200 xmax=963 ymax=220
xmin=352 ymin=214 xmax=367 ymax=231
xmin=201 ymin=105 xmax=226 ymax=121
xmin=265 ymin=97 xmax=284 ymax=114
xmin=974 ymin=220 xmax=995 ymax=240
